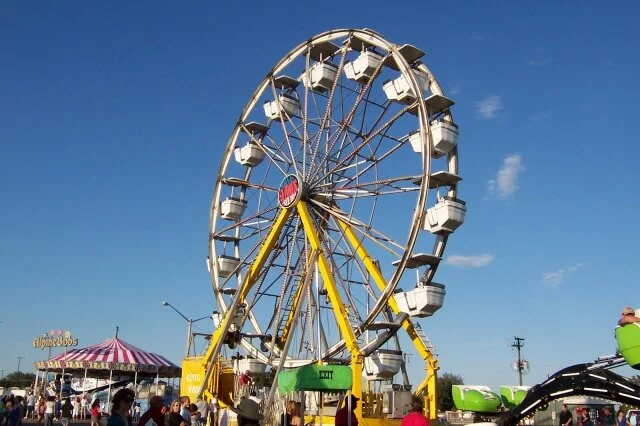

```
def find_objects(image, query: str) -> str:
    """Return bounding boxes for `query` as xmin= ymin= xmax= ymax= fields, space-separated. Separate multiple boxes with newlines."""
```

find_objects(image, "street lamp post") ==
xmin=162 ymin=301 xmax=212 ymax=357
xmin=17 ymin=356 xmax=24 ymax=372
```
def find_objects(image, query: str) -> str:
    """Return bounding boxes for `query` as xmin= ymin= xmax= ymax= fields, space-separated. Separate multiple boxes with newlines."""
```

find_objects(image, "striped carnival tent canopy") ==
xmin=34 ymin=337 xmax=181 ymax=378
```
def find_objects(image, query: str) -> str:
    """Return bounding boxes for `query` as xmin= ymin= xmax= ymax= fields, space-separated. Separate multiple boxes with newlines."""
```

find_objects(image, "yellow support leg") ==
xmin=336 ymin=217 xmax=439 ymax=418
xmin=199 ymin=207 xmax=293 ymax=396
xmin=296 ymin=202 xmax=363 ymax=412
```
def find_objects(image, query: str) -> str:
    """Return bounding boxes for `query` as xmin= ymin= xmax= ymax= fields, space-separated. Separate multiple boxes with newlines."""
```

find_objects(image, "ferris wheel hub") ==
xmin=277 ymin=174 xmax=304 ymax=209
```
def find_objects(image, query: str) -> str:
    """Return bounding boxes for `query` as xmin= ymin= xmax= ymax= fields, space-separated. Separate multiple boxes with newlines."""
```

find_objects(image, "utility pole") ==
xmin=512 ymin=337 xmax=525 ymax=385
xmin=17 ymin=356 xmax=25 ymax=373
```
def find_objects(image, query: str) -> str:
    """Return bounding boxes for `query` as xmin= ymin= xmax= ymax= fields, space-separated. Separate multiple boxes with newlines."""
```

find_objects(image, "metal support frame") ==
xmin=337 ymin=217 xmax=439 ymax=418
xmin=199 ymin=207 xmax=293 ymax=398
xmin=297 ymin=201 xmax=363 ymax=417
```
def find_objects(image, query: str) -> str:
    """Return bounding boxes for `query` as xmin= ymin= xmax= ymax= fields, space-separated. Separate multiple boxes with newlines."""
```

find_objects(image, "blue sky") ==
xmin=2 ymin=1 xmax=640 ymax=394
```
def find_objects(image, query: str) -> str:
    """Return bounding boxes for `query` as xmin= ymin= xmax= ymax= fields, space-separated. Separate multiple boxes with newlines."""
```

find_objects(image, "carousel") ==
xmin=34 ymin=334 xmax=181 ymax=407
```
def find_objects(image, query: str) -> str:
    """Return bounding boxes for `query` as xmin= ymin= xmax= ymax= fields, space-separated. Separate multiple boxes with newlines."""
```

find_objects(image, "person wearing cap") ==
xmin=229 ymin=399 xmax=263 ymax=426
xmin=335 ymin=395 xmax=359 ymax=426
xmin=137 ymin=396 xmax=165 ymax=426
xmin=401 ymin=397 xmax=429 ymax=426
xmin=618 ymin=307 xmax=640 ymax=326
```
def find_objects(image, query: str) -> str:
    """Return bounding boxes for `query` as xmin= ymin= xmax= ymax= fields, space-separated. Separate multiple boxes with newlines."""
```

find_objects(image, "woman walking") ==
xmin=36 ymin=397 xmax=46 ymax=426
xmin=90 ymin=399 xmax=101 ymax=426
xmin=44 ymin=397 xmax=55 ymax=426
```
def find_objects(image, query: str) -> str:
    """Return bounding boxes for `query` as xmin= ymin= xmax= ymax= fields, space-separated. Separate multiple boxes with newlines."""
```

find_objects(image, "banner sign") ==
xmin=181 ymin=357 xmax=205 ymax=402
xmin=33 ymin=330 xmax=79 ymax=349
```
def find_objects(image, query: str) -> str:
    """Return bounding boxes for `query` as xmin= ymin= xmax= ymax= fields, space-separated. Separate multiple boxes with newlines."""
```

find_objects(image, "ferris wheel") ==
xmin=206 ymin=28 xmax=465 ymax=376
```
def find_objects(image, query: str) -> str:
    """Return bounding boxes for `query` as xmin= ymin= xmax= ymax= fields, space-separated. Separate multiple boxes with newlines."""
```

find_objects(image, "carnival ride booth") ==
xmin=34 ymin=337 xmax=181 ymax=408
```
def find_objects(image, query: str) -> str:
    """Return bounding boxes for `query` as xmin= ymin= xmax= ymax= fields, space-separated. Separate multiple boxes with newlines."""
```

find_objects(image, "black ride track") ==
xmin=497 ymin=357 xmax=640 ymax=426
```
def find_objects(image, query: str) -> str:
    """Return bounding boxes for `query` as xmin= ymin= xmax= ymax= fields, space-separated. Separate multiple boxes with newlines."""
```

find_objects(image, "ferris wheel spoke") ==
xmin=302 ymin=46 xmax=311 ymax=177
xmin=268 ymin=78 xmax=302 ymax=177
xmin=313 ymin=101 xmax=416 ymax=187
xmin=213 ymin=205 xmax=279 ymax=236
xmin=332 ymin=175 xmax=422 ymax=198
xmin=239 ymin=123 xmax=290 ymax=175
xmin=308 ymin=53 xmax=389 ymax=180
xmin=318 ymin=217 xmax=380 ymax=305
xmin=308 ymin=199 xmax=404 ymax=257
xmin=307 ymin=45 xmax=350 ymax=178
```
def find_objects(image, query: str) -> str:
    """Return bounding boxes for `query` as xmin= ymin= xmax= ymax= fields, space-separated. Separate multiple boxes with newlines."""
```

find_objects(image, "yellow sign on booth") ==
xmin=181 ymin=357 xmax=205 ymax=402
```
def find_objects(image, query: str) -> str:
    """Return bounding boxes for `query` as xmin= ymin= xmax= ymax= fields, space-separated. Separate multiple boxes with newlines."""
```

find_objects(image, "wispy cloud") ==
xmin=446 ymin=254 xmax=495 ymax=268
xmin=544 ymin=263 xmax=584 ymax=286
xmin=450 ymin=84 xmax=462 ymax=96
xmin=487 ymin=154 xmax=524 ymax=198
xmin=527 ymin=57 xmax=554 ymax=66
xmin=476 ymin=95 xmax=503 ymax=119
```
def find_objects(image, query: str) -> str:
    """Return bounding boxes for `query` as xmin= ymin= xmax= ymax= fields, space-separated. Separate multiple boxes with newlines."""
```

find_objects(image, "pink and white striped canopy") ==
xmin=35 ymin=337 xmax=181 ymax=378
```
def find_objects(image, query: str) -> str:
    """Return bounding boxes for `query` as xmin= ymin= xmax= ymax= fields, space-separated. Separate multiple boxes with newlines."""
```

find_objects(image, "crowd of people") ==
xmin=0 ymin=392 xmax=98 ymax=426
xmin=558 ymin=404 xmax=640 ymax=426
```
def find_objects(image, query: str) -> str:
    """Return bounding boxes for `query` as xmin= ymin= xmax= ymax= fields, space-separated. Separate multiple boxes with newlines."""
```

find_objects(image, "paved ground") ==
xmin=22 ymin=419 xmax=92 ymax=425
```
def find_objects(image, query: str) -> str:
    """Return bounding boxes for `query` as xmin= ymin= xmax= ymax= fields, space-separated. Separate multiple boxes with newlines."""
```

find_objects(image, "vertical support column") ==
xmin=351 ymin=353 xmax=363 ymax=419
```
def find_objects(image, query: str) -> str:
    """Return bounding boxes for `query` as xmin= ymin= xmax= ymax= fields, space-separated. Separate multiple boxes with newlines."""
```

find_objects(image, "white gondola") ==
xmin=383 ymin=70 xmax=430 ymax=104
xmin=220 ymin=197 xmax=248 ymax=221
xmin=234 ymin=357 xmax=268 ymax=375
xmin=234 ymin=141 xmax=265 ymax=167
xmin=344 ymin=50 xmax=383 ymax=82
xmin=393 ymin=282 xmax=446 ymax=318
xmin=364 ymin=349 xmax=403 ymax=381
xmin=407 ymin=120 xmax=459 ymax=158
xmin=430 ymin=119 xmax=459 ymax=156
xmin=423 ymin=196 xmax=466 ymax=234
xmin=302 ymin=61 xmax=338 ymax=92
xmin=263 ymin=94 xmax=300 ymax=121
xmin=217 ymin=255 xmax=240 ymax=278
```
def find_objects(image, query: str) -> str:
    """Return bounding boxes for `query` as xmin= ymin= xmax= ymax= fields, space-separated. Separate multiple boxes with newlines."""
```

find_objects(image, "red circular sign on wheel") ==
xmin=278 ymin=175 xmax=302 ymax=208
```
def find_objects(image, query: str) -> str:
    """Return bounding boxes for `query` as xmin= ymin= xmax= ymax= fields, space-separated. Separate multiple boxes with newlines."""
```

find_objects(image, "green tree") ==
xmin=0 ymin=371 xmax=36 ymax=388
xmin=437 ymin=372 xmax=464 ymax=412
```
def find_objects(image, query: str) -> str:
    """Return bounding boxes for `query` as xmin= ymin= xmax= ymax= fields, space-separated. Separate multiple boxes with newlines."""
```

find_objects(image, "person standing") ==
xmin=179 ymin=397 xmax=191 ymax=424
xmin=603 ymin=408 xmax=616 ymax=426
xmin=580 ymin=409 xmax=592 ymax=426
xmin=61 ymin=398 xmax=73 ymax=426
xmin=335 ymin=395 xmax=359 ymax=426
xmin=44 ymin=397 xmax=55 ymax=426
xmin=107 ymin=389 xmax=135 ymax=426
xmin=7 ymin=402 xmax=20 ymax=426
xmin=36 ymin=397 xmax=46 ymax=426
xmin=195 ymin=396 xmax=208 ymax=426
xmin=80 ymin=395 xmax=88 ymax=420
xmin=401 ymin=397 xmax=429 ymax=426
xmin=228 ymin=399 xmax=262 ymax=426
xmin=559 ymin=404 xmax=573 ymax=426
xmin=137 ymin=396 xmax=165 ymax=426
xmin=168 ymin=400 xmax=188 ymax=426
xmin=26 ymin=394 xmax=36 ymax=419
xmin=618 ymin=411 xmax=627 ymax=426
xmin=290 ymin=402 xmax=301 ymax=426
xmin=72 ymin=397 xmax=80 ymax=420
xmin=90 ymin=399 xmax=101 ymax=426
